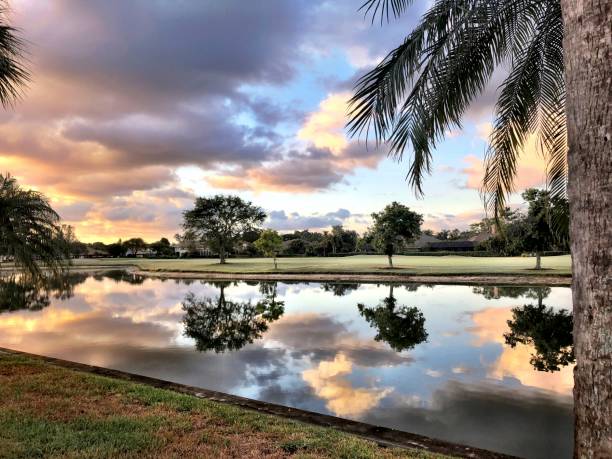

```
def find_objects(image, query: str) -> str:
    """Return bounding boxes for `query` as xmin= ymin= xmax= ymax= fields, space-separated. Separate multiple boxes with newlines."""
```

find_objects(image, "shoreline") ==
xmin=130 ymin=268 xmax=571 ymax=286
xmin=0 ymin=347 xmax=517 ymax=459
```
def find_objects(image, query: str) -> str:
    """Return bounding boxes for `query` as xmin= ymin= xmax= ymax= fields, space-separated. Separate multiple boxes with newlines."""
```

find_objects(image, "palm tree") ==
xmin=348 ymin=1 xmax=610 ymax=456
xmin=0 ymin=3 xmax=29 ymax=106
xmin=0 ymin=173 xmax=69 ymax=281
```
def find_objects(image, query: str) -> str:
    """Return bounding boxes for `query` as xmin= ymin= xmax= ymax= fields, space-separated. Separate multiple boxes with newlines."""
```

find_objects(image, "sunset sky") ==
xmin=2 ymin=0 xmax=548 ymax=243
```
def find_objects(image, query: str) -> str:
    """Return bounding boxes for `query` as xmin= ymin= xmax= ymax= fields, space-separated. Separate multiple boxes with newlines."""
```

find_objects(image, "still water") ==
xmin=0 ymin=271 xmax=574 ymax=458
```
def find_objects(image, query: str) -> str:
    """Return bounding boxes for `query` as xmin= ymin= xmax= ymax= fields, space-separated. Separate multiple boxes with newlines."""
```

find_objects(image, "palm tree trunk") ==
xmin=561 ymin=1 xmax=612 ymax=457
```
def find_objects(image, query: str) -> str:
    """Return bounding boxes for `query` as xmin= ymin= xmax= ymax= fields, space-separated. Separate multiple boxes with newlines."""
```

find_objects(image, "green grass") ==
xmin=0 ymin=353 xmax=451 ymax=459
xmin=72 ymin=254 xmax=572 ymax=276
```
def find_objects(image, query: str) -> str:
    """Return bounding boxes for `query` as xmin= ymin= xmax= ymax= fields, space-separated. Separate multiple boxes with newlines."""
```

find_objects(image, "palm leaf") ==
xmin=349 ymin=0 xmax=567 ymax=217
xmin=0 ymin=4 xmax=29 ymax=107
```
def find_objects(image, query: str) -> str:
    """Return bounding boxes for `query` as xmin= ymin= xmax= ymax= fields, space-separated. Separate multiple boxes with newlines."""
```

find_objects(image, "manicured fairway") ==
xmin=72 ymin=254 xmax=571 ymax=276
xmin=0 ymin=353 xmax=450 ymax=459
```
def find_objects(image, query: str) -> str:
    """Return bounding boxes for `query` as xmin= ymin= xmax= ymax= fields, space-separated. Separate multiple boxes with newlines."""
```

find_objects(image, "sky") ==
xmin=2 ymin=0 xmax=548 ymax=243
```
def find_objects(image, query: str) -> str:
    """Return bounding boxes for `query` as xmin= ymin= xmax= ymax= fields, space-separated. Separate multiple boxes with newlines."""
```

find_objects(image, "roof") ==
xmin=407 ymin=234 xmax=440 ymax=249
xmin=469 ymin=232 xmax=493 ymax=243
xmin=429 ymin=240 xmax=476 ymax=249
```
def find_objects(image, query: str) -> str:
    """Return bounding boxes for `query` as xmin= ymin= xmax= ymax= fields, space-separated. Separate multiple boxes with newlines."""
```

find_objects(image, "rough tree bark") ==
xmin=561 ymin=1 xmax=612 ymax=457
xmin=535 ymin=252 xmax=542 ymax=270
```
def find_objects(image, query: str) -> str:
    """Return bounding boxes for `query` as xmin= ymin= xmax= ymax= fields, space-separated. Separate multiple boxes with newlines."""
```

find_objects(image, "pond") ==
xmin=0 ymin=271 xmax=574 ymax=459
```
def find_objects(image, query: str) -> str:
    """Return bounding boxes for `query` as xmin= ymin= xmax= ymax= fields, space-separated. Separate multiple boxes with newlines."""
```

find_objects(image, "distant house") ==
xmin=172 ymin=243 xmax=211 ymax=257
xmin=85 ymin=247 xmax=110 ymax=258
xmin=407 ymin=234 xmax=441 ymax=250
xmin=126 ymin=248 xmax=157 ymax=258
xmin=428 ymin=240 xmax=476 ymax=251
xmin=469 ymin=232 xmax=493 ymax=244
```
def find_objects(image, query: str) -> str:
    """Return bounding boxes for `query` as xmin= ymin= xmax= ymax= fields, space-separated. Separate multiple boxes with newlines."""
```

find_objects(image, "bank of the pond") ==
xmin=71 ymin=255 xmax=571 ymax=285
xmin=0 ymin=350 xmax=518 ymax=459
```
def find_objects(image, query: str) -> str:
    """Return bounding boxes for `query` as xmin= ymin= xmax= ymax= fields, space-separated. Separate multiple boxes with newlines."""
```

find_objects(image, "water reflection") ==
xmin=505 ymin=304 xmax=574 ymax=372
xmin=0 ymin=272 xmax=88 ymax=313
xmin=357 ymin=285 xmax=428 ymax=352
xmin=473 ymin=286 xmax=574 ymax=373
xmin=0 ymin=273 xmax=574 ymax=459
xmin=182 ymin=282 xmax=284 ymax=353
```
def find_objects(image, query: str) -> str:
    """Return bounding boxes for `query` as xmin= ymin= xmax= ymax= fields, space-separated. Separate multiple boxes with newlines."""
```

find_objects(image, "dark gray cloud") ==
xmin=364 ymin=381 xmax=573 ymax=459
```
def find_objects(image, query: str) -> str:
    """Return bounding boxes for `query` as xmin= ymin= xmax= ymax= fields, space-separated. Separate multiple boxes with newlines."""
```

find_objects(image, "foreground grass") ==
xmin=72 ymin=254 xmax=571 ymax=276
xmin=0 ymin=353 xmax=449 ymax=459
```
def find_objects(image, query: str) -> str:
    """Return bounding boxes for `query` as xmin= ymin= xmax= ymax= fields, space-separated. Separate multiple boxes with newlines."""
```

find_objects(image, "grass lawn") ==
xmin=72 ymin=254 xmax=572 ymax=276
xmin=0 ymin=353 xmax=450 ymax=459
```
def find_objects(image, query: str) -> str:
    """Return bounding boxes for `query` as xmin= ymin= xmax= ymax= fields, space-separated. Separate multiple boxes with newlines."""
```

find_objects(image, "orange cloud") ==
xmin=298 ymin=92 xmax=350 ymax=154
xmin=469 ymin=307 xmax=573 ymax=395
xmin=302 ymin=353 xmax=392 ymax=418
xmin=462 ymin=134 xmax=548 ymax=192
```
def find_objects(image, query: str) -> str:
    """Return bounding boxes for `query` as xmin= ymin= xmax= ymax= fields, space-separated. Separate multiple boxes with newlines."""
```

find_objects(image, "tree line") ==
xmin=57 ymin=188 xmax=569 ymax=271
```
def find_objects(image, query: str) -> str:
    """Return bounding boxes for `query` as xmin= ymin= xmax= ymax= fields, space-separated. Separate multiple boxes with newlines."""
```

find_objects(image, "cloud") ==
xmin=298 ymin=92 xmax=350 ymax=154
xmin=422 ymin=209 xmax=485 ymax=231
xmin=468 ymin=307 xmax=574 ymax=395
xmin=302 ymin=353 xmax=392 ymax=418
xmin=266 ymin=209 xmax=353 ymax=231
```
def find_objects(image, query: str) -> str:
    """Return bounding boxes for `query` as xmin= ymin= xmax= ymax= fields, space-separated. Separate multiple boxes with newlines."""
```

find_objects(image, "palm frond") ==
xmin=483 ymin=1 xmax=565 ymax=219
xmin=349 ymin=0 xmax=566 ymax=214
xmin=360 ymin=0 xmax=416 ymax=24
xmin=0 ymin=5 xmax=29 ymax=107
xmin=0 ymin=173 xmax=70 ymax=281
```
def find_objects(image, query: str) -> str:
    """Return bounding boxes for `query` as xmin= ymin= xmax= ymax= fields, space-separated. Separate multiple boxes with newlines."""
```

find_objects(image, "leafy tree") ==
xmin=254 ymin=229 xmax=283 ymax=269
xmin=347 ymin=2 xmax=610 ymax=450
xmin=357 ymin=285 xmax=428 ymax=352
xmin=182 ymin=195 xmax=266 ymax=264
xmin=0 ymin=174 xmax=70 ymax=281
xmin=182 ymin=282 xmax=283 ymax=353
xmin=331 ymin=225 xmax=358 ymax=254
xmin=149 ymin=237 xmax=174 ymax=257
xmin=371 ymin=202 xmax=422 ymax=267
xmin=123 ymin=237 xmax=147 ymax=256
xmin=105 ymin=241 xmax=125 ymax=258
xmin=521 ymin=188 xmax=570 ymax=268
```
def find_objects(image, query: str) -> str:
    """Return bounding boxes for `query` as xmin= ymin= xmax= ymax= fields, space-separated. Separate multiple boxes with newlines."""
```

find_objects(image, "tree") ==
xmin=105 ymin=241 xmax=125 ymax=258
xmin=254 ymin=229 xmax=283 ymax=269
xmin=522 ymin=189 xmax=557 ymax=269
xmin=182 ymin=195 xmax=266 ymax=264
xmin=357 ymin=285 xmax=428 ymax=352
xmin=123 ymin=237 xmax=146 ymax=256
xmin=149 ymin=237 xmax=174 ymax=257
xmin=371 ymin=202 xmax=422 ymax=267
xmin=348 ymin=3 xmax=610 ymax=451
xmin=331 ymin=225 xmax=358 ymax=253
xmin=0 ymin=174 xmax=70 ymax=281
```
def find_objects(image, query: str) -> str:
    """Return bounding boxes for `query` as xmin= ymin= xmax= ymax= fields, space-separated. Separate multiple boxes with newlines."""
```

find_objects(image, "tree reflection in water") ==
xmin=182 ymin=281 xmax=284 ymax=353
xmin=0 ymin=272 xmax=88 ymax=313
xmin=474 ymin=285 xmax=574 ymax=372
xmin=357 ymin=285 xmax=428 ymax=352
xmin=504 ymin=288 xmax=574 ymax=372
